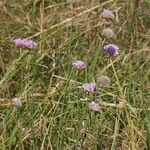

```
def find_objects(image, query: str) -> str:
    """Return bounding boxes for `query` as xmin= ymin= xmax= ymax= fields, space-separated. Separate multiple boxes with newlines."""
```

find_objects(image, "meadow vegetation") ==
xmin=0 ymin=0 xmax=150 ymax=149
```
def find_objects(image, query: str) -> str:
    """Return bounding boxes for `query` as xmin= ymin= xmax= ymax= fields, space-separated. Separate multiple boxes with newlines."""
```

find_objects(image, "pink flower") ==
xmin=14 ymin=38 xmax=37 ymax=49
xmin=103 ymin=44 xmax=119 ymax=56
xmin=12 ymin=98 xmax=22 ymax=108
xmin=101 ymin=9 xmax=115 ymax=19
xmin=82 ymin=83 xmax=96 ymax=92
xmin=72 ymin=60 xmax=86 ymax=71
xmin=89 ymin=101 xmax=100 ymax=112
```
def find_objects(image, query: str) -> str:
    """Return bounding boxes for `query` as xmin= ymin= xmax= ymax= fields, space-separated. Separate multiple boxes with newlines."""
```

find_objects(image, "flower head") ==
xmin=89 ymin=101 xmax=100 ymax=112
xmin=101 ymin=28 xmax=114 ymax=38
xmin=97 ymin=75 xmax=110 ymax=87
xmin=103 ymin=44 xmax=119 ymax=56
xmin=82 ymin=83 xmax=96 ymax=92
xmin=72 ymin=60 xmax=86 ymax=71
xmin=12 ymin=98 xmax=22 ymax=108
xmin=14 ymin=38 xmax=37 ymax=49
xmin=101 ymin=9 xmax=115 ymax=19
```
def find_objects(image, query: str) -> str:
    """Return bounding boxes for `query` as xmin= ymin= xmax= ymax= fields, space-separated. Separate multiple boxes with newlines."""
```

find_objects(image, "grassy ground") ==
xmin=0 ymin=0 xmax=150 ymax=149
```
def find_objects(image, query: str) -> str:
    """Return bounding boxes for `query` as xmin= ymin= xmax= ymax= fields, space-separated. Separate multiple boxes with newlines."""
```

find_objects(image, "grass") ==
xmin=0 ymin=0 xmax=150 ymax=149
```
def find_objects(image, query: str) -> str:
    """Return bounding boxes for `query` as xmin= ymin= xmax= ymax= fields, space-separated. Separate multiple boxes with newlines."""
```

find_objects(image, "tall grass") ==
xmin=0 ymin=0 xmax=150 ymax=149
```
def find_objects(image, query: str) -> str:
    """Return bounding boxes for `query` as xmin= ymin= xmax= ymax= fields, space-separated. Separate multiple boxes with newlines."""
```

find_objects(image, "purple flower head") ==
xmin=103 ymin=44 xmax=119 ymax=56
xmin=14 ymin=38 xmax=37 ymax=49
xmin=82 ymin=83 xmax=96 ymax=92
xmin=89 ymin=101 xmax=100 ymax=112
xmin=12 ymin=98 xmax=22 ymax=108
xmin=72 ymin=60 xmax=86 ymax=71
xmin=101 ymin=9 xmax=115 ymax=19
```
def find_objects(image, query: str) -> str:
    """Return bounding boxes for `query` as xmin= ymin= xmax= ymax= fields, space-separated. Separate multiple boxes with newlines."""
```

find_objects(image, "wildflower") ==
xmin=101 ymin=28 xmax=114 ymax=38
xmin=101 ymin=9 xmax=115 ymax=19
xmin=14 ymin=38 xmax=37 ymax=49
xmin=89 ymin=101 xmax=100 ymax=112
xmin=116 ymin=101 xmax=126 ymax=109
xmin=12 ymin=98 xmax=22 ymax=108
xmin=97 ymin=75 xmax=110 ymax=87
xmin=103 ymin=44 xmax=119 ymax=56
xmin=72 ymin=60 xmax=86 ymax=71
xmin=82 ymin=83 xmax=96 ymax=92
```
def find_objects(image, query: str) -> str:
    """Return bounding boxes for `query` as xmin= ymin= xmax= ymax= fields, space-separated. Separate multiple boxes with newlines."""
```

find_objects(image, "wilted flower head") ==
xmin=82 ymin=83 xmax=96 ymax=92
xmin=12 ymin=98 xmax=22 ymax=108
xmin=72 ymin=60 xmax=86 ymax=71
xmin=116 ymin=101 xmax=126 ymax=109
xmin=97 ymin=75 xmax=110 ymax=87
xmin=14 ymin=38 xmax=37 ymax=49
xmin=101 ymin=28 xmax=114 ymax=38
xmin=89 ymin=101 xmax=100 ymax=112
xmin=101 ymin=9 xmax=115 ymax=19
xmin=103 ymin=44 xmax=119 ymax=56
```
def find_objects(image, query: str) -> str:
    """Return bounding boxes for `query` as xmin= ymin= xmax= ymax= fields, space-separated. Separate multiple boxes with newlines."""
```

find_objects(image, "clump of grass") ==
xmin=0 ymin=0 xmax=150 ymax=149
